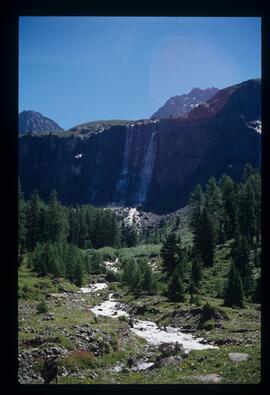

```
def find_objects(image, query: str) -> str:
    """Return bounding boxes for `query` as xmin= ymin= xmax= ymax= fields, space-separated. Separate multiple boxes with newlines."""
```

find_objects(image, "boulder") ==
xmin=187 ymin=374 xmax=223 ymax=383
xmin=157 ymin=342 xmax=184 ymax=359
xmin=150 ymin=355 xmax=182 ymax=369
xmin=228 ymin=352 xmax=250 ymax=362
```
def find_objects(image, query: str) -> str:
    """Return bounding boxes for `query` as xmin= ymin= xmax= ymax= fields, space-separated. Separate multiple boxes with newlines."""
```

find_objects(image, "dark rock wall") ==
xmin=19 ymin=80 xmax=261 ymax=213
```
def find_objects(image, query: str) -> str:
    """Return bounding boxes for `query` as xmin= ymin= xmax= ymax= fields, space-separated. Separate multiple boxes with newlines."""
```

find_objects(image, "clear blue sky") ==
xmin=19 ymin=17 xmax=261 ymax=130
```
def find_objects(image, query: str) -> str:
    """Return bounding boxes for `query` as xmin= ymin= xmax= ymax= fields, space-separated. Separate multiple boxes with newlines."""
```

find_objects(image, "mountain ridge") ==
xmin=19 ymin=79 xmax=261 ymax=214
xmin=151 ymin=87 xmax=219 ymax=119
xmin=19 ymin=110 xmax=64 ymax=134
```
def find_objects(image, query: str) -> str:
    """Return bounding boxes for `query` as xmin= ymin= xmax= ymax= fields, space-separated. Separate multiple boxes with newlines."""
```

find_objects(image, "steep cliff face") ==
xmin=19 ymin=79 xmax=261 ymax=214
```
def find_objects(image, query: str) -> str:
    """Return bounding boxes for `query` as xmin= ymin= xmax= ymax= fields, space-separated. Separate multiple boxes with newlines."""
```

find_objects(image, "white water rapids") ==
xmin=79 ymin=283 xmax=108 ymax=293
xmin=90 ymin=293 xmax=217 ymax=351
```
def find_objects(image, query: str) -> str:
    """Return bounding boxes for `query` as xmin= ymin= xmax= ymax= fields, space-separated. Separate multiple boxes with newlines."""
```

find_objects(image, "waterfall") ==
xmin=135 ymin=128 xmax=158 ymax=204
xmin=115 ymin=124 xmax=134 ymax=202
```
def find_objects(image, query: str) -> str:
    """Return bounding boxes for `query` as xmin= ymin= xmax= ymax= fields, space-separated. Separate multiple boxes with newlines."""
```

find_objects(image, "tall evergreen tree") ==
xmin=224 ymin=263 xmax=244 ymax=307
xmin=231 ymin=230 xmax=253 ymax=296
xmin=47 ymin=190 xmax=68 ymax=243
xmin=220 ymin=175 xmax=237 ymax=240
xmin=168 ymin=268 xmax=185 ymax=302
xmin=161 ymin=232 xmax=182 ymax=276
xmin=18 ymin=180 xmax=27 ymax=256
xmin=189 ymin=183 xmax=205 ymax=231
xmin=195 ymin=207 xmax=215 ymax=267
xmin=26 ymin=190 xmax=43 ymax=251
xmin=205 ymin=177 xmax=222 ymax=243
xmin=253 ymin=276 xmax=261 ymax=303
xmin=191 ymin=255 xmax=202 ymax=288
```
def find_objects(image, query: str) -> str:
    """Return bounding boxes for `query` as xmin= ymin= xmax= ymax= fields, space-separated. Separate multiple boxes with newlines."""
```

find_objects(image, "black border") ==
xmin=2 ymin=1 xmax=269 ymax=395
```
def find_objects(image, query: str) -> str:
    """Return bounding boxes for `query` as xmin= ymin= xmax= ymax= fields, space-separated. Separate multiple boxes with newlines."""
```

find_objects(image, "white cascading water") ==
xmin=135 ymin=128 xmax=158 ymax=204
xmin=115 ymin=124 xmax=134 ymax=202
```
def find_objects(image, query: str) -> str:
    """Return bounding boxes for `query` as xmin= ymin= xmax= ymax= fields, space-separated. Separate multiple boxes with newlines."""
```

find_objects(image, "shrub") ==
xmin=110 ymin=333 xmax=119 ymax=351
xmin=105 ymin=269 xmax=119 ymax=282
xmin=63 ymin=351 xmax=95 ymax=371
xmin=118 ymin=315 xmax=128 ymax=322
xmin=200 ymin=302 xmax=228 ymax=325
xmin=201 ymin=319 xmax=215 ymax=331
xmin=36 ymin=299 xmax=48 ymax=314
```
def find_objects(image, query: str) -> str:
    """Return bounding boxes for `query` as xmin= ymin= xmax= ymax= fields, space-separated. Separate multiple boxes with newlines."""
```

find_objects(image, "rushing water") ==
xmin=90 ymin=294 xmax=217 ymax=351
xmin=115 ymin=124 xmax=134 ymax=202
xmin=79 ymin=283 xmax=108 ymax=293
xmin=136 ymin=130 xmax=158 ymax=204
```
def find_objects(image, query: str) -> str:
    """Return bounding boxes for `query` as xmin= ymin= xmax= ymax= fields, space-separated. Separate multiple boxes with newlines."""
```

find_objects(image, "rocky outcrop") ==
xmin=19 ymin=110 xmax=64 ymax=134
xmin=228 ymin=352 xmax=250 ymax=362
xmin=151 ymin=87 xmax=219 ymax=119
xmin=19 ymin=79 xmax=261 ymax=214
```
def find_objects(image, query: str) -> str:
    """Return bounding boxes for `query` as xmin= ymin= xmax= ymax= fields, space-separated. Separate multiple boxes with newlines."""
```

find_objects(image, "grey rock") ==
xmin=150 ymin=355 xmax=182 ymax=369
xmin=187 ymin=373 xmax=223 ymax=383
xmin=228 ymin=352 xmax=250 ymax=362
xmin=157 ymin=342 xmax=184 ymax=359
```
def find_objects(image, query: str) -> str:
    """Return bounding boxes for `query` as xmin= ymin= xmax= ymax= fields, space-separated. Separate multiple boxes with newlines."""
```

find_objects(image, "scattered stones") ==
xmin=47 ymin=293 xmax=67 ymax=299
xmin=213 ymin=338 xmax=239 ymax=346
xmin=185 ymin=373 xmax=223 ymax=383
xmin=43 ymin=313 xmax=55 ymax=321
xmin=157 ymin=342 xmax=184 ymax=359
xmin=228 ymin=352 xmax=250 ymax=362
xmin=149 ymin=355 xmax=182 ymax=369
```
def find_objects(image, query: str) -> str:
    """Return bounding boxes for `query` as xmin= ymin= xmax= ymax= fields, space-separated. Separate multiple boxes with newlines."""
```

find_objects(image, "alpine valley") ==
xmin=18 ymin=78 xmax=261 ymax=385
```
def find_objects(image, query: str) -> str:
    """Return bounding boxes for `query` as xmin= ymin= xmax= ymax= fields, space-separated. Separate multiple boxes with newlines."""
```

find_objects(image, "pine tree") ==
xmin=224 ymin=263 xmax=244 ymax=307
xmin=253 ymin=276 xmax=261 ymax=303
xmin=189 ymin=279 xmax=196 ymax=304
xmin=130 ymin=262 xmax=142 ymax=295
xmin=161 ymin=232 xmax=182 ymax=275
xmin=68 ymin=208 xmax=80 ymax=245
xmin=121 ymin=258 xmax=135 ymax=284
xmin=74 ymin=261 xmax=84 ymax=287
xmin=191 ymin=255 xmax=202 ymax=288
xmin=220 ymin=175 xmax=237 ymax=240
xmin=195 ymin=207 xmax=215 ymax=267
xmin=189 ymin=183 xmax=204 ymax=231
xmin=18 ymin=180 xmax=27 ymax=256
xmin=141 ymin=263 xmax=153 ymax=292
xmin=47 ymin=190 xmax=68 ymax=243
xmin=168 ymin=269 xmax=185 ymax=302
xmin=78 ymin=207 xmax=88 ymax=248
xmin=26 ymin=190 xmax=43 ymax=251
xmin=231 ymin=230 xmax=253 ymax=296
xmin=237 ymin=182 xmax=256 ymax=241
xmin=205 ymin=177 xmax=222 ymax=243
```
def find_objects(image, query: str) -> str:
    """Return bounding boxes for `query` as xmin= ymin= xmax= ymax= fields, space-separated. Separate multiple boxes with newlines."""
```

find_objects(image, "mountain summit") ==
xmin=19 ymin=111 xmax=64 ymax=134
xmin=151 ymin=87 xmax=219 ymax=119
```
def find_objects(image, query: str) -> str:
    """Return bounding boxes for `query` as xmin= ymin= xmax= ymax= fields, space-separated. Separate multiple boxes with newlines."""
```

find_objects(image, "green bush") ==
xmin=105 ymin=269 xmax=119 ymax=282
xmin=118 ymin=315 xmax=128 ymax=322
xmin=201 ymin=319 xmax=215 ymax=331
xmin=63 ymin=351 xmax=95 ymax=371
xmin=36 ymin=299 xmax=48 ymax=314
xmin=201 ymin=302 xmax=227 ymax=321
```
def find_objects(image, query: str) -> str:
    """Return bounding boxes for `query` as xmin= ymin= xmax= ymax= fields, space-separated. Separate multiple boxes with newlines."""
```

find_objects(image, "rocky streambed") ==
xmin=18 ymin=281 xmax=260 ymax=384
xmin=91 ymin=293 xmax=217 ymax=351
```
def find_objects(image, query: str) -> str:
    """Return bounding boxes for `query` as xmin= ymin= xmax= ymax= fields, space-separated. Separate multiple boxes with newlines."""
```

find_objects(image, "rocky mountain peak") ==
xmin=19 ymin=110 xmax=64 ymax=135
xmin=151 ymin=87 xmax=219 ymax=119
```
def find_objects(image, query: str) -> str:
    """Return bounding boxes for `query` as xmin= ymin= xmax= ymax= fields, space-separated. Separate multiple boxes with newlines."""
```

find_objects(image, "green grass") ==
xmin=18 ymin=229 xmax=261 ymax=385
xmin=58 ymin=343 xmax=260 ymax=384
xmin=118 ymin=244 xmax=161 ymax=261
xmin=69 ymin=119 xmax=132 ymax=132
xmin=18 ymin=264 xmax=79 ymax=300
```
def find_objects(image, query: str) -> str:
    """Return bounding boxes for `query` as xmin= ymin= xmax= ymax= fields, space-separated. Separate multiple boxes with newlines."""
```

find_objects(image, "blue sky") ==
xmin=19 ymin=17 xmax=261 ymax=130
